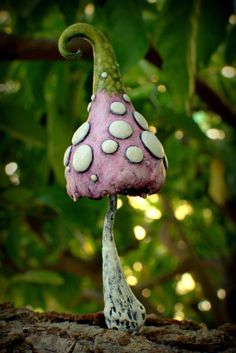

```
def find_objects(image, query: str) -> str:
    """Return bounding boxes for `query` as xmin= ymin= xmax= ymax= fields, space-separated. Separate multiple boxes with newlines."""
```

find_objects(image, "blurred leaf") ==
xmin=36 ymin=185 xmax=81 ymax=226
xmin=160 ymin=109 xmax=206 ymax=142
xmin=0 ymin=103 xmax=46 ymax=148
xmin=2 ymin=187 xmax=33 ymax=207
xmin=4 ymin=0 xmax=44 ymax=18
xmin=6 ymin=220 xmax=49 ymax=269
xmin=56 ymin=0 xmax=80 ymax=24
xmin=155 ymin=0 xmax=200 ymax=110
xmin=6 ymin=0 xmax=63 ymax=36
xmin=208 ymin=159 xmax=227 ymax=206
xmin=20 ymin=62 xmax=50 ymax=114
xmin=45 ymin=63 xmax=74 ymax=185
xmin=11 ymin=269 xmax=64 ymax=285
xmin=36 ymin=184 xmax=106 ymax=231
xmin=225 ymin=24 xmax=236 ymax=64
xmin=103 ymin=0 xmax=148 ymax=72
xmin=18 ymin=147 xmax=49 ymax=189
xmin=6 ymin=222 xmax=29 ymax=268
xmin=197 ymin=0 xmax=233 ymax=67
xmin=151 ymin=92 xmax=206 ymax=142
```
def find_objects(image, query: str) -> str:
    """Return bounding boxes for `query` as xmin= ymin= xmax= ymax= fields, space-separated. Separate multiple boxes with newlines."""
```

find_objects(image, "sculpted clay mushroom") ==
xmin=59 ymin=23 xmax=167 ymax=333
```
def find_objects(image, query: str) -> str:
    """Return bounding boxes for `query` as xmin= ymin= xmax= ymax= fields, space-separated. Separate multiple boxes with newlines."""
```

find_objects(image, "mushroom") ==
xmin=58 ymin=23 xmax=167 ymax=333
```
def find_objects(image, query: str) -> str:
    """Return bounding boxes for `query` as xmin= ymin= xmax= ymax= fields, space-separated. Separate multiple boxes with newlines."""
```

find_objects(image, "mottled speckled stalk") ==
xmin=103 ymin=194 xmax=146 ymax=332
xmin=58 ymin=23 xmax=124 ymax=95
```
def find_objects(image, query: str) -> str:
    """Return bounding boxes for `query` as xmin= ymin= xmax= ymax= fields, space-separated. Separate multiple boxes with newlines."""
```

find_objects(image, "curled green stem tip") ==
xmin=58 ymin=23 xmax=124 ymax=95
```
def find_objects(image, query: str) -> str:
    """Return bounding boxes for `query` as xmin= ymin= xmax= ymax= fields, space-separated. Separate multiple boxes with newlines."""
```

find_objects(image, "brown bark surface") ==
xmin=0 ymin=303 xmax=236 ymax=353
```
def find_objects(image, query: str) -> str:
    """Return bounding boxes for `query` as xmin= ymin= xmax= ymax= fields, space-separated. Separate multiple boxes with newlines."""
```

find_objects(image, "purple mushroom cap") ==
xmin=63 ymin=90 xmax=167 ymax=201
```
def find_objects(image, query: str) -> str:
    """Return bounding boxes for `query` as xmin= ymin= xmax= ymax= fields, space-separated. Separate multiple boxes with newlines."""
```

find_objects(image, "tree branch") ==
xmin=139 ymin=257 xmax=223 ymax=291
xmin=50 ymin=252 xmax=102 ymax=282
xmin=0 ymin=31 xmax=92 ymax=60
xmin=195 ymin=75 xmax=236 ymax=130
xmin=0 ymin=31 xmax=61 ymax=60
xmin=1 ymin=302 xmax=236 ymax=353
xmin=1 ymin=32 xmax=235 ymax=129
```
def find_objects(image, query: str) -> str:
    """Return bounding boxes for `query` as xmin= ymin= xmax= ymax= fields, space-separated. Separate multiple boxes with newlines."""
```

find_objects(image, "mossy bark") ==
xmin=1 ymin=303 xmax=236 ymax=353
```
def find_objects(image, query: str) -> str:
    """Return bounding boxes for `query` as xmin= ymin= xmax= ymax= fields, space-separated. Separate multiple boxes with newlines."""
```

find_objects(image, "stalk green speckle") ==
xmin=58 ymin=23 xmax=124 ymax=95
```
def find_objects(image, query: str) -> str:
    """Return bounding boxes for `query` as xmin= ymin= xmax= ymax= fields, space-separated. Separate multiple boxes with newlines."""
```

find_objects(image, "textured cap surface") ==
xmin=63 ymin=90 xmax=167 ymax=200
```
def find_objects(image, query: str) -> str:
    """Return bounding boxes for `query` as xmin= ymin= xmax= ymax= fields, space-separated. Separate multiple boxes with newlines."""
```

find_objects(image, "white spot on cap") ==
xmin=123 ymin=94 xmax=131 ymax=103
xmin=63 ymin=146 xmax=72 ymax=166
xmin=72 ymin=122 xmax=90 ymax=145
xmin=101 ymin=72 xmax=108 ymax=78
xmin=141 ymin=131 xmax=165 ymax=159
xmin=126 ymin=146 xmax=144 ymax=163
xmin=110 ymin=102 xmax=127 ymax=115
xmin=109 ymin=121 xmax=133 ymax=139
xmin=91 ymin=94 xmax=96 ymax=101
xmin=64 ymin=166 xmax=70 ymax=179
xmin=72 ymin=144 xmax=93 ymax=172
xmin=102 ymin=139 xmax=119 ymax=154
xmin=87 ymin=102 xmax=92 ymax=112
xmin=133 ymin=111 xmax=149 ymax=130
xmin=91 ymin=174 xmax=98 ymax=182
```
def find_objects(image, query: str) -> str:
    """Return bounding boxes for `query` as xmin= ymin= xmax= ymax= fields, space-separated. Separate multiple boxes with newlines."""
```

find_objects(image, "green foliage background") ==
xmin=0 ymin=0 xmax=236 ymax=327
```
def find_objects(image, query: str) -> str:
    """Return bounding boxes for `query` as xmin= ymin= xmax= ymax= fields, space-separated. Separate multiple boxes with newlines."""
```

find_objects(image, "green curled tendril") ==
xmin=58 ymin=23 xmax=124 ymax=95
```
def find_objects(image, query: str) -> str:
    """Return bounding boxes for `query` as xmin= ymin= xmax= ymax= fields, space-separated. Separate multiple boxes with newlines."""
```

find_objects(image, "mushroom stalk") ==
xmin=102 ymin=194 xmax=146 ymax=333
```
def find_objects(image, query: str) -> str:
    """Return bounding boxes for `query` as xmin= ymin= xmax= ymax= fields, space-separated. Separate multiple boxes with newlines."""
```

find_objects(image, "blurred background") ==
xmin=0 ymin=0 xmax=236 ymax=328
